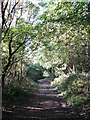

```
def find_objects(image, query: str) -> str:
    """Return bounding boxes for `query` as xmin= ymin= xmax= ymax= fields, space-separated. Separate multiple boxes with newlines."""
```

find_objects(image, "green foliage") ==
xmin=26 ymin=63 xmax=44 ymax=82
xmin=1 ymin=1 xmax=90 ymax=117
xmin=51 ymin=72 xmax=90 ymax=117
xmin=3 ymin=78 xmax=38 ymax=106
xmin=51 ymin=73 xmax=90 ymax=108
xmin=35 ymin=2 xmax=89 ymax=74
xmin=38 ymin=0 xmax=47 ymax=6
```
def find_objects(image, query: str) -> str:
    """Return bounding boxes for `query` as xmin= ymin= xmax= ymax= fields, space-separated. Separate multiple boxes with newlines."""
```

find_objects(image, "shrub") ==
xmin=51 ymin=73 xmax=89 ymax=107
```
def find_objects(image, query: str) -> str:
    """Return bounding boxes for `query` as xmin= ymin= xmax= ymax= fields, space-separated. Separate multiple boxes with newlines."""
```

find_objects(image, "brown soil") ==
xmin=2 ymin=79 xmax=89 ymax=120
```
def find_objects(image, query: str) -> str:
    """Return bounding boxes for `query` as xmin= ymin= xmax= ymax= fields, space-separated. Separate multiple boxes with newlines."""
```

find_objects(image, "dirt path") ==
xmin=2 ymin=79 xmax=87 ymax=120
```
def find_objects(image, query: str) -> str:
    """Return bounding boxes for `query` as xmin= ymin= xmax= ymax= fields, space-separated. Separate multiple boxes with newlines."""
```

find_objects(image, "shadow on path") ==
xmin=2 ymin=79 xmax=88 ymax=120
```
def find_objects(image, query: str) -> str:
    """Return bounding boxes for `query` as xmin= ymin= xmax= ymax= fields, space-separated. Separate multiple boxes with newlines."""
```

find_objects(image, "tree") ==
xmin=1 ymin=0 xmax=40 ymax=87
xmin=31 ymin=2 xmax=89 ymax=75
xmin=0 ymin=0 xmax=21 ymax=43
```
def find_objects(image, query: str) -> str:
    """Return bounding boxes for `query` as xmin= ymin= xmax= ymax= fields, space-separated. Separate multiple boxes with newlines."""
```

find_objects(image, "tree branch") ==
xmin=4 ymin=0 xmax=9 ymax=12
xmin=11 ymin=40 xmax=26 ymax=56
xmin=9 ymin=33 xmax=13 ymax=57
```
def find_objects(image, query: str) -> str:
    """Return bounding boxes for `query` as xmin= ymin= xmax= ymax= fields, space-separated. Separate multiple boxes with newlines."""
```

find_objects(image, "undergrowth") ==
xmin=51 ymin=73 xmax=90 ymax=117
xmin=3 ymin=78 xmax=38 ymax=107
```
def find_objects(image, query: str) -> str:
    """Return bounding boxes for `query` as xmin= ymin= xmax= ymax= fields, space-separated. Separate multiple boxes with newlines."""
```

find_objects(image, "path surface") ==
xmin=2 ymin=79 xmax=86 ymax=120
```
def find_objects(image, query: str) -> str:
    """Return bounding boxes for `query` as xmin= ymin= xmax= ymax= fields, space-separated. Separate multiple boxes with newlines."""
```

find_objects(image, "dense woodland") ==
xmin=0 ymin=0 xmax=90 ymax=119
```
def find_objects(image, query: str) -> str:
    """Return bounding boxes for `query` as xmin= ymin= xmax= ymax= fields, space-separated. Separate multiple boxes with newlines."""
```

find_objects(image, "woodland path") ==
xmin=2 ymin=79 xmax=87 ymax=120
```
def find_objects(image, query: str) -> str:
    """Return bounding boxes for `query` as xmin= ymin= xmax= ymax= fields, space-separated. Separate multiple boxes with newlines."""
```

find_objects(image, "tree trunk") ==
xmin=21 ymin=59 xmax=22 ymax=79
xmin=2 ymin=73 xmax=5 ymax=88
xmin=0 ymin=28 xmax=2 ymax=44
xmin=2 ymin=57 xmax=11 ymax=88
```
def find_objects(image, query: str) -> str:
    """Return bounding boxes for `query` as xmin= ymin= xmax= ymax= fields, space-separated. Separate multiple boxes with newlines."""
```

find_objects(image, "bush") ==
xmin=3 ymin=78 xmax=38 ymax=107
xmin=51 ymin=73 xmax=90 ymax=107
xmin=26 ymin=63 xmax=44 ymax=81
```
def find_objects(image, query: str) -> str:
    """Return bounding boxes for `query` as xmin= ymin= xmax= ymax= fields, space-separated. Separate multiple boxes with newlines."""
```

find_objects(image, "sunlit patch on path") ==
xmin=2 ymin=79 xmax=86 ymax=120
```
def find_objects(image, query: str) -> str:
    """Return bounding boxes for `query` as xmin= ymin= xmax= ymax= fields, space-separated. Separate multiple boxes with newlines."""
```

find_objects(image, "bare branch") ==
xmin=4 ymin=0 xmax=9 ymax=11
